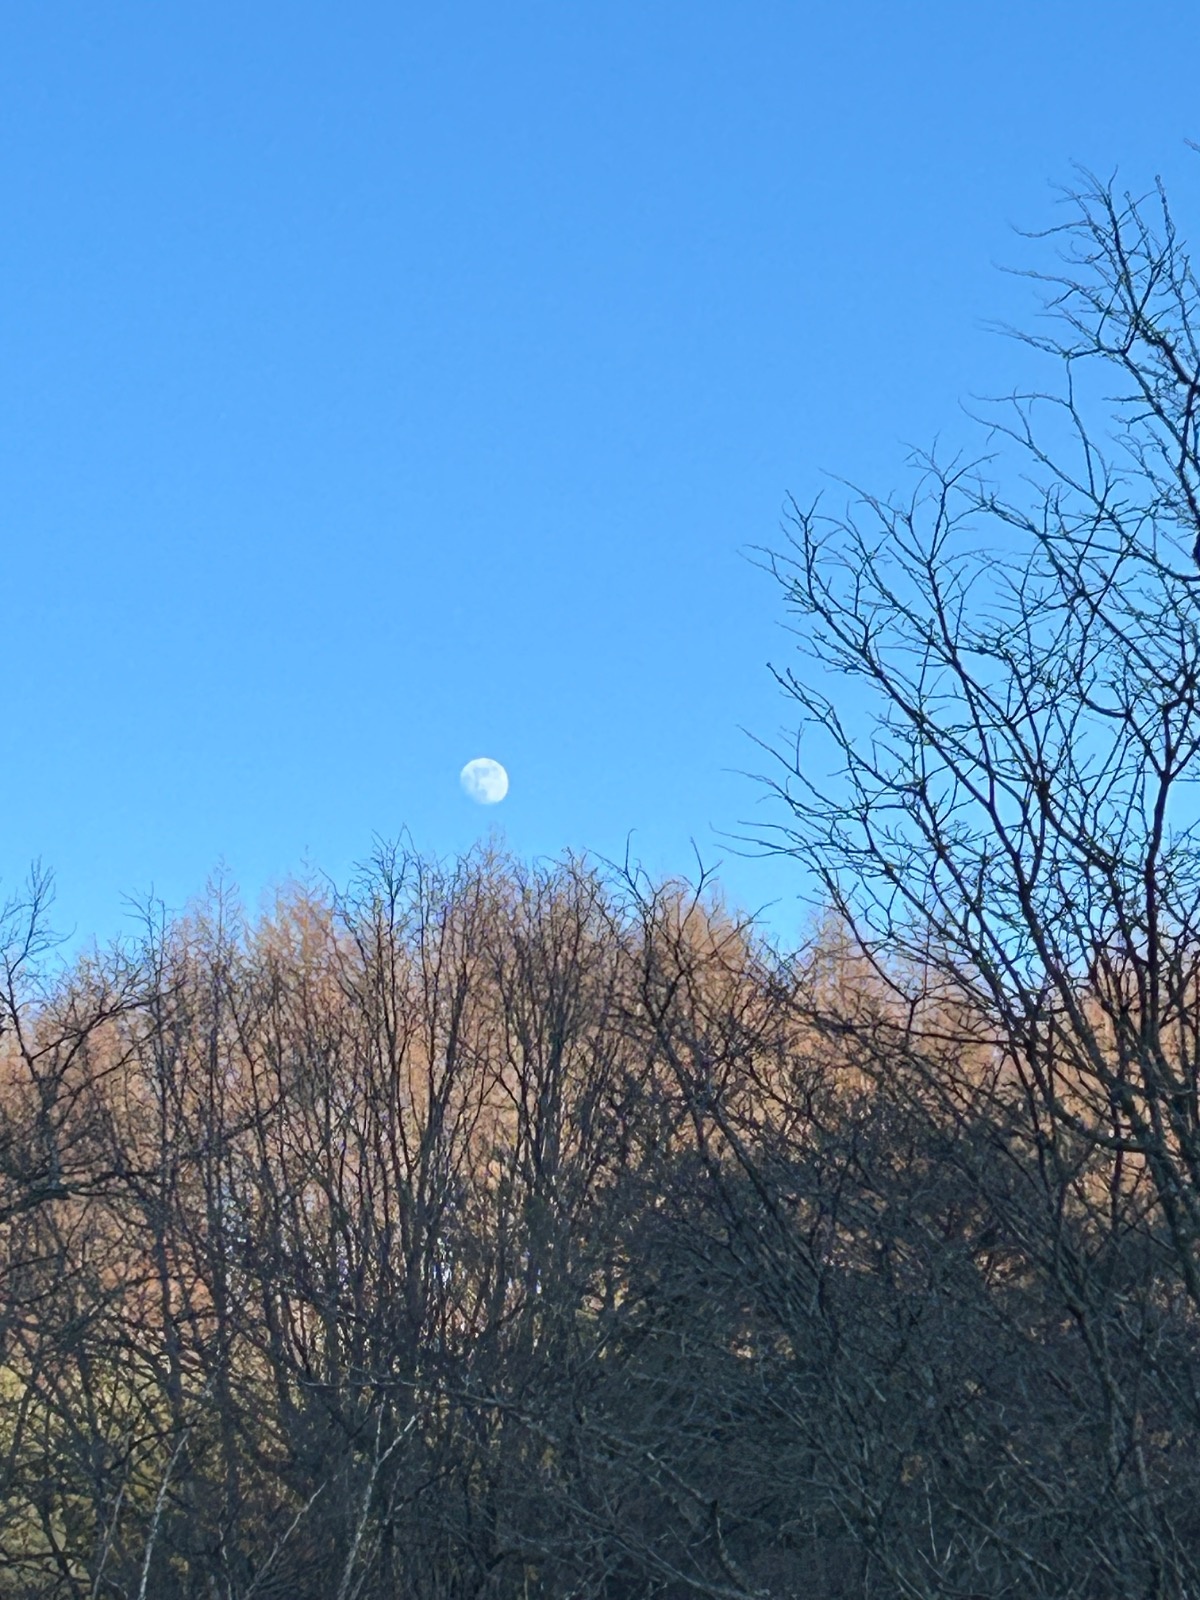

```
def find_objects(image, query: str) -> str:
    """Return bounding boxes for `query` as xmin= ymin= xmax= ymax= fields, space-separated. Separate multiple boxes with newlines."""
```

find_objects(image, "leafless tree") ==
xmin=752 ymin=166 xmax=1200 ymax=1596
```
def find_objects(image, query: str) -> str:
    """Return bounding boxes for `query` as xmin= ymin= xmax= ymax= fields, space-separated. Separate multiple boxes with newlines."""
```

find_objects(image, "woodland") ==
xmin=4 ymin=173 xmax=1200 ymax=1598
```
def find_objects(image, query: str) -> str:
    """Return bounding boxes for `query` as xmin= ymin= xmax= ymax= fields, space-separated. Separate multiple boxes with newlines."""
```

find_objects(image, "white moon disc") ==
xmin=459 ymin=757 xmax=509 ymax=804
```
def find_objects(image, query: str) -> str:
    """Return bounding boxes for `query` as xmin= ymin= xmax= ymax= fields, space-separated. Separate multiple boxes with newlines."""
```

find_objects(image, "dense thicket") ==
xmin=1 ymin=841 xmax=1198 ymax=1599
xmin=6 ymin=170 xmax=1200 ymax=1598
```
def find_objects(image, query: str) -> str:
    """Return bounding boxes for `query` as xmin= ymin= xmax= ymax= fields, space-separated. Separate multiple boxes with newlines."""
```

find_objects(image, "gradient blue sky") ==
xmin=3 ymin=2 xmax=1197 ymax=950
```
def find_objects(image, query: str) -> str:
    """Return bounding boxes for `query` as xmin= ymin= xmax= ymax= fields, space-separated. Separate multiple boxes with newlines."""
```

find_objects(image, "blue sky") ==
xmin=2 ymin=2 xmax=1197 ymax=951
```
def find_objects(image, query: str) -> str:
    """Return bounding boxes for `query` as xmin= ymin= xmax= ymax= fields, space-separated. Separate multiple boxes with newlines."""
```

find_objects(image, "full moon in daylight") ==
xmin=459 ymin=757 xmax=509 ymax=804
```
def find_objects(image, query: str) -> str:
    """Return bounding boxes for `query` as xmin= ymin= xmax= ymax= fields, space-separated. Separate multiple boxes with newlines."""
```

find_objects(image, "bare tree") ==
xmin=752 ymin=167 xmax=1200 ymax=1595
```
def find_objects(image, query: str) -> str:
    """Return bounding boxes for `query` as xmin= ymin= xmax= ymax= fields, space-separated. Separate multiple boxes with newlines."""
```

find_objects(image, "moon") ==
xmin=459 ymin=757 xmax=509 ymax=805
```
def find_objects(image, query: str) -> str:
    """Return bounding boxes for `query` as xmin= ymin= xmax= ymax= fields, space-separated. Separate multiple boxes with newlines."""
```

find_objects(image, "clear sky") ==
xmin=2 ymin=1 xmax=1197 ymax=952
